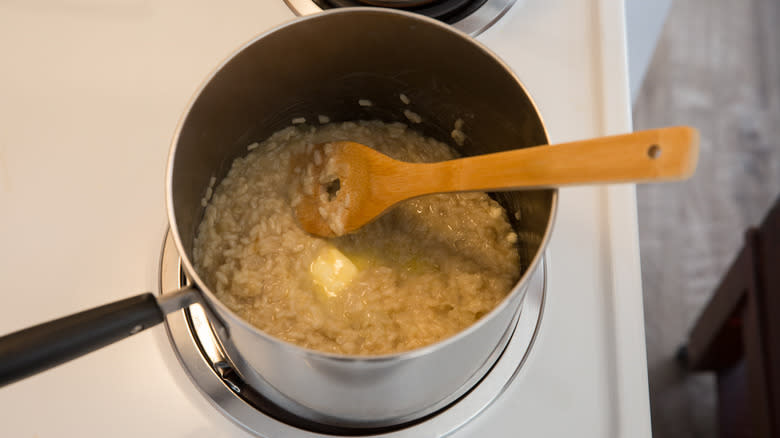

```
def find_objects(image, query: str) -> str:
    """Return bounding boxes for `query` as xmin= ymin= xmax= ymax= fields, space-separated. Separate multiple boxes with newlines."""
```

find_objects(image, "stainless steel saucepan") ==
xmin=0 ymin=8 xmax=556 ymax=429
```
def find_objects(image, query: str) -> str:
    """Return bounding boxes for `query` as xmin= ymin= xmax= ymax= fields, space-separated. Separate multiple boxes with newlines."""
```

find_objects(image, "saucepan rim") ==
xmin=165 ymin=6 xmax=558 ymax=364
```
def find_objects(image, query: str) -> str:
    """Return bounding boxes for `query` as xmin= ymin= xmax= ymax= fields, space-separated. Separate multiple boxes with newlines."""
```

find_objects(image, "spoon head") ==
xmin=291 ymin=141 xmax=372 ymax=237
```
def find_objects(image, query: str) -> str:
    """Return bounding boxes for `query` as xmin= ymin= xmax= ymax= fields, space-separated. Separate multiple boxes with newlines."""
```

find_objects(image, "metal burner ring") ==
xmin=158 ymin=230 xmax=546 ymax=437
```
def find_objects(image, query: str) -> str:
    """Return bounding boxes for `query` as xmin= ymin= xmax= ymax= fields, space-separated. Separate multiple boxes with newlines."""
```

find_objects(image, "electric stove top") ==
xmin=0 ymin=1 xmax=650 ymax=436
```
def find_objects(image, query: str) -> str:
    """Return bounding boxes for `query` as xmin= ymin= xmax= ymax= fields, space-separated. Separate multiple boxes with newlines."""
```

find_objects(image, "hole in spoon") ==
xmin=324 ymin=178 xmax=341 ymax=201
xmin=647 ymin=144 xmax=661 ymax=159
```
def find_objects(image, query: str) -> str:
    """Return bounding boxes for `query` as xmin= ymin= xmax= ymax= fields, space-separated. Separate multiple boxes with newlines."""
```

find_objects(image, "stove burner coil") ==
xmin=285 ymin=0 xmax=517 ymax=36
xmin=314 ymin=0 xmax=489 ymax=24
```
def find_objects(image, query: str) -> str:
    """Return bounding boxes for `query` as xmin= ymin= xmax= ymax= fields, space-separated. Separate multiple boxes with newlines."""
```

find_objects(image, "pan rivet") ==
xmin=130 ymin=325 xmax=143 ymax=335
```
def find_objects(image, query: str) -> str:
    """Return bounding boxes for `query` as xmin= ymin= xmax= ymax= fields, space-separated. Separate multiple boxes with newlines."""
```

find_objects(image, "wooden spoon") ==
xmin=292 ymin=126 xmax=699 ymax=237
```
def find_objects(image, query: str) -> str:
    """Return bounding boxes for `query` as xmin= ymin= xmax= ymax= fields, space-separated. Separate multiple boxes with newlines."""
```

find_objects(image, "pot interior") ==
xmin=169 ymin=8 xmax=554 ymax=316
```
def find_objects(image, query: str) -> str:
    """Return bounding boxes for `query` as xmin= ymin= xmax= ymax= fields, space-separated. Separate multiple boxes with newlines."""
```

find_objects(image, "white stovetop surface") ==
xmin=0 ymin=0 xmax=650 ymax=436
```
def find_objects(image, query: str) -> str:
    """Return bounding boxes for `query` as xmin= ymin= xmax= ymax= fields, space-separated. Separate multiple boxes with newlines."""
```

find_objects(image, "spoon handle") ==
xmin=413 ymin=126 xmax=699 ymax=194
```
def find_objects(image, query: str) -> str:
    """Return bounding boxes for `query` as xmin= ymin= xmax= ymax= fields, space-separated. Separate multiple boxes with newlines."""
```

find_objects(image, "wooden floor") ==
xmin=633 ymin=0 xmax=780 ymax=436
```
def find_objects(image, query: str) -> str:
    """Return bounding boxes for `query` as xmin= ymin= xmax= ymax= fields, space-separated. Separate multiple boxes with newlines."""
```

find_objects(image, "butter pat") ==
xmin=310 ymin=246 xmax=358 ymax=298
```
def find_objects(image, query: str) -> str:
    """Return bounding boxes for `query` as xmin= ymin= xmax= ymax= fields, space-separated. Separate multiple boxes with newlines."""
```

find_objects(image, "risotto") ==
xmin=193 ymin=120 xmax=521 ymax=355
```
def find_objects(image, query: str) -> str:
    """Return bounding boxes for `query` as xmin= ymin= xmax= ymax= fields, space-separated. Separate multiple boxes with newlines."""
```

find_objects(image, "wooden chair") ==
xmin=680 ymin=196 xmax=779 ymax=438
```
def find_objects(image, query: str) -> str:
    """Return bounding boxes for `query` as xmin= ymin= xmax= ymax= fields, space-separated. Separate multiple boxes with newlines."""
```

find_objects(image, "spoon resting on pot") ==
xmin=292 ymin=126 xmax=699 ymax=237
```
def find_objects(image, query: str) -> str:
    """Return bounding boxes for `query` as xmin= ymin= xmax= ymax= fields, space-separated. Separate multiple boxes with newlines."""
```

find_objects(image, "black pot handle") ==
xmin=0 ymin=288 xmax=197 ymax=387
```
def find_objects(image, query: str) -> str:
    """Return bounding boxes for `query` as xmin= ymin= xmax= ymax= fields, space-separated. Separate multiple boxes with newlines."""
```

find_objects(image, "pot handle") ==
xmin=0 ymin=287 xmax=198 ymax=387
